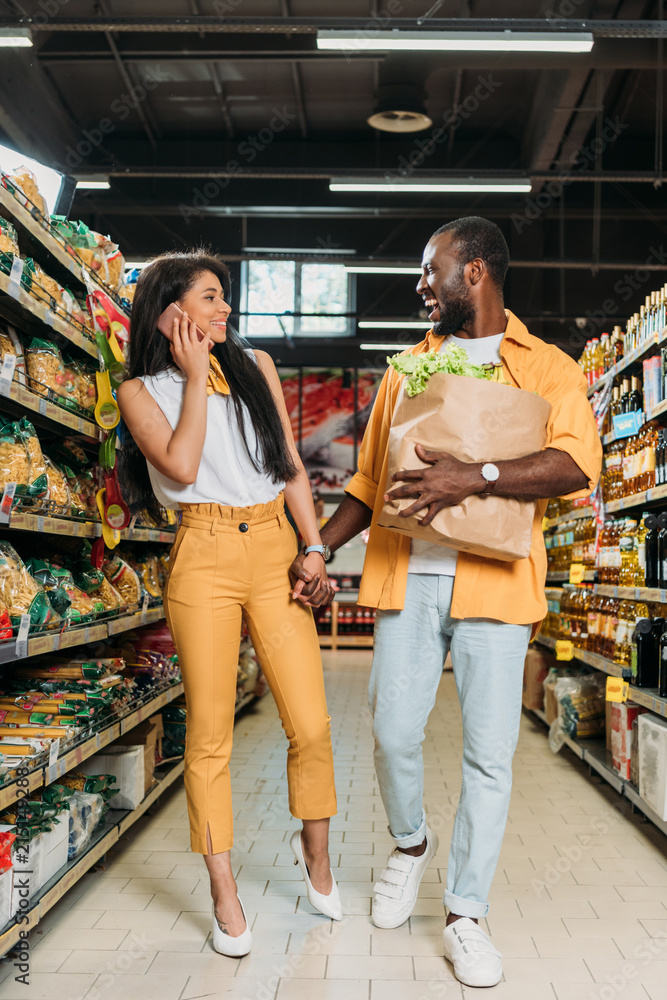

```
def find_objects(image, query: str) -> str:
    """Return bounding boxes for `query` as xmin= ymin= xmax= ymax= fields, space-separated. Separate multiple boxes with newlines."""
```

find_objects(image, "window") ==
xmin=239 ymin=260 xmax=353 ymax=338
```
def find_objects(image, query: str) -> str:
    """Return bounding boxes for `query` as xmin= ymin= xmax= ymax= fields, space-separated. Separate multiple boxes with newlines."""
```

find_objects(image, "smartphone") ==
xmin=157 ymin=302 xmax=207 ymax=342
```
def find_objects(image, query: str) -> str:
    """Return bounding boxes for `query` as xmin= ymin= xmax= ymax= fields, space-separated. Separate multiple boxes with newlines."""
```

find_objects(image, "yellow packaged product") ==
xmin=0 ymin=324 xmax=26 ymax=386
xmin=43 ymin=457 xmax=71 ymax=514
xmin=5 ymin=167 xmax=48 ymax=218
xmin=0 ymin=217 xmax=19 ymax=255
xmin=0 ymin=543 xmax=60 ymax=631
xmin=102 ymin=555 xmax=140 ymax=610
xmin=25 ymin=338 xmax=66 ymax=398
xmin=0 ymin=424 xmax=31 ymax=495
xmin=32 ymin=263 xmax=63 ymax=313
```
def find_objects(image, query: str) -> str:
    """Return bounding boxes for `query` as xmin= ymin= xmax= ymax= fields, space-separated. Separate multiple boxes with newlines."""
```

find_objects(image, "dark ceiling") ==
xmin=0 ymin=1 xmax=666 ymax=365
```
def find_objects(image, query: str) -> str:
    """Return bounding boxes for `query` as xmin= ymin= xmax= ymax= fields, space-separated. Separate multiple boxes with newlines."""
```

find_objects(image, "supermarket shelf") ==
xmin=0 ymin=680 xmax=184 ymax=811
xmin=527 ymin=707 xmax=667 ymax=835
xmin=587 ymin=326 xmax=667 ymax=398
xmin=319 ymin=634 xmax=374 ymax=649
xmin=535 ymin=633 xmax=625 ymax=677
xmin=0 ymin=185 xmax=129 ymax=320
xmin=0 ymin=605 xmax=165 ymax=665
xmin=544 ymin=506 xmax=593 ymax=528
xmin=0 ymin=755 xmax=185 ymax=957
xmin=0 ymin=270 xmax=97 ymax=359
xmin=545 ymin=570 xmax=596 ymax=583
xmin=605 ymin=483 xmax=667 ymax=513
xmin=545 ymin=587 xmax=565 ymax=599
xmin=0 ymin=376 xmax=100 ymax=441
xmin=2 ymin=510 xmax=176 ymax=544
xmin=626 ymin=686 xmax=667 ymax=719
xmin=594 ymin=584 xmax=667 ymax=602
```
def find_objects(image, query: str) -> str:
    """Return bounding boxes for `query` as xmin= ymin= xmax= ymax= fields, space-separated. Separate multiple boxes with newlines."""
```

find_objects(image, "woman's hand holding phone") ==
xmin=170 ymin=309 xmax=212 ymax=385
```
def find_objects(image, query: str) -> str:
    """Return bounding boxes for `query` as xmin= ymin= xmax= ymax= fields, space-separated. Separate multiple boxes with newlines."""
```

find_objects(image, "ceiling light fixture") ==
xmin=0 ymin=28 xmax=32 ymax=47
xmin=75 ymin=175 xmax=110 ymax=190
xmin=345 ymin=265 xmax=421 ymax=275
xmin=317 ymin=30 xmax=594 ymax=53
xmin=330 ymin=178 xmax=531 ymax=193
xmin=359 ymin=343 xmax=412 ymax=351
xmin=358 ymin=320 xmax=431 ymax=329
xmin=242 ymin=246 xmax=356 ymax=255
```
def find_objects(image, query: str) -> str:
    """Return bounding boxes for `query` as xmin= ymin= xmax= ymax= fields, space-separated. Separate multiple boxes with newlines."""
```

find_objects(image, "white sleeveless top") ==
xmin=139 ymin=354 xmax=285 ymax=510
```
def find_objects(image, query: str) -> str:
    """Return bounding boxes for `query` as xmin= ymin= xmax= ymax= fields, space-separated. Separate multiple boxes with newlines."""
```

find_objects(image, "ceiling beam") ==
xmin=3 ymin=15 xmax=666 ymax=34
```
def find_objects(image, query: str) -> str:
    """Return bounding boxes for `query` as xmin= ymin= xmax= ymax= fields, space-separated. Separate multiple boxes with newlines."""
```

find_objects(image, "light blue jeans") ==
xmin=369 ymin=573 xmax=531 ymax=919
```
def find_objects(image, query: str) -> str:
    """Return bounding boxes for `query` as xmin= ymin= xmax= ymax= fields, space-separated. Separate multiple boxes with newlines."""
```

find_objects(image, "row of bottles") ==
xmin=546 ymin=516 xmax=597 ymax=571
xmin=315 ymin=605 xmax=376 ymax=636
xmin=546 ymin=586 xmax=667 ymax=693
xmin=602 ymin=423 xmax=664 ymax=501
xmin=578 ymin=283 xmax=667 ymax=385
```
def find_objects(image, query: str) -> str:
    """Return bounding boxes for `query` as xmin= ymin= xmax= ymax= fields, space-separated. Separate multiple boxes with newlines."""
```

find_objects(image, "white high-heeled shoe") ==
xmin=211 ymin=895 xmax=252 ymax=957
xmin=290 ymin=830 xmax=343 ymax=921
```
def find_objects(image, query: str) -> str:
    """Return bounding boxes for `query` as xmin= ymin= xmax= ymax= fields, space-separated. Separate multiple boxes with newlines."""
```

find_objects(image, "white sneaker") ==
xmin=371 ymin=827 xmax=439 ymax=929
xmin=442 ymin=917 xmax=502 ymax=987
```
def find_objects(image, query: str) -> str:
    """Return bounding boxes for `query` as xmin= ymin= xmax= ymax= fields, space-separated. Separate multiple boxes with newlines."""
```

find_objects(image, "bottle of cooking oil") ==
xmin=636 ymin=514 xmax=649 ymax=586
xmin=619 ymin=519 xmax=638 ymax=587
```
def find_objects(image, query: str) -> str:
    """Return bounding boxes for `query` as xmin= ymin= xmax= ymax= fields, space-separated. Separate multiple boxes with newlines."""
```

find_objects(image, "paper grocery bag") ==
xmin=377 ymin=372 xmax=552 ymax=561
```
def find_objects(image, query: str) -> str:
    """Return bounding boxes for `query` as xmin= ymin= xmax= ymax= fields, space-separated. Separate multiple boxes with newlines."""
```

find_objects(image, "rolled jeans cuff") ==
xmin=389 ymin=814 xmax=427 ymax=850
xmin=444 ymin=890 xmax=489 ymax=919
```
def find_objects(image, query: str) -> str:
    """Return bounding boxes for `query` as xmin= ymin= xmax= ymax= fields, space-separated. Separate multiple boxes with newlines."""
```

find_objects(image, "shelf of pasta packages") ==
xmin=0 ymin=179 xmax=130 ymax=319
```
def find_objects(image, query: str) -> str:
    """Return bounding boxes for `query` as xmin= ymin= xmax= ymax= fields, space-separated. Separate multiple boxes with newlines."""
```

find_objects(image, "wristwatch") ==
xmin=304 ymin=543 xmax=332 ymax=562
xmin=480 ymin=463 xmax=500 ymax=493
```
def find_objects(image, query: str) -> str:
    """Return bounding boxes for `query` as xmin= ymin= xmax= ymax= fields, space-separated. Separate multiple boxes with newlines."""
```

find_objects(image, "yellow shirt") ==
xmin=345 ymin=310 xmax=603 ymax=630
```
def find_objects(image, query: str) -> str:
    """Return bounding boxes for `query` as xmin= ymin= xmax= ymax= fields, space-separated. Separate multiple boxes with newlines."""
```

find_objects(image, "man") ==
xmin=290 ymin=216 xmax=602 ymax=988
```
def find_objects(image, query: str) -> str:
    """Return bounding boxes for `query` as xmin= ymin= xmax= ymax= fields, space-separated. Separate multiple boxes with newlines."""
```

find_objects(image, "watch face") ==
xmin=482 ymin=463 xmax=500 ymax=482
xmin=323 ymin=544 xmax=332 ymax=562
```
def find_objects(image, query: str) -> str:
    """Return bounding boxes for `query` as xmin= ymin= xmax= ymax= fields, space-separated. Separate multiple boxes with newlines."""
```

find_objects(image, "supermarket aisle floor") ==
xmin=2 ymin=649 xmax=667 ymax=1000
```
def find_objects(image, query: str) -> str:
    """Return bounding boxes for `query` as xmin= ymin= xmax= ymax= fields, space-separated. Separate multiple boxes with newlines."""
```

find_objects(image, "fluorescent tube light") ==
xmin=0 ymin=28 xmax=32 ymax=47
xmin=242 ymin=246 xmax=356 ymax=255
xmin=75 ymin=175 xmax=110 ymax=190
xmin=358 ymin=320 xmax=432 ymax=329
xmin=330 ymin=178 xmax=531 ymax=193
xmin=345 ymin=265 xmax=421 ymax=275
xmin=317 ymin=30 xmax=594 ymax=53
xmin=360 ymin=343 xmax=412 ymax=351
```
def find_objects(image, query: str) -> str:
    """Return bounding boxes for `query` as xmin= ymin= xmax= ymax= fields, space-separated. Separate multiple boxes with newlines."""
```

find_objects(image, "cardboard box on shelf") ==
xmin=611 ymin=702 xmax=647 ymax=780
xmin=544 ymin=680 xmax=559 ymax=725
xmin=606 ymin=699 xmax=613 ymax=753
xmin=78 ymin=746 xmax=144 ymax=811
xmin=522 ymin=647 xmax=549 ymax=711
xmin=9 ymin=812 xmax=68 ymax=913
xmin=115 ymin=714 xmax=162 ymax=796
xmin=638 ymin=713 xmax=667 ymax=820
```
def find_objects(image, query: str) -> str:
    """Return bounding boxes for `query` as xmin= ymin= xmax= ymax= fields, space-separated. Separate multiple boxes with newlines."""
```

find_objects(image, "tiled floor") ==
xmin=1 ymin=649 xmax=667 ymax=999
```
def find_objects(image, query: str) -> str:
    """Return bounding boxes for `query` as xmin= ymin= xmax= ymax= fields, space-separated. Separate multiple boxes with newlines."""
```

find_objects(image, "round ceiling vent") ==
xmin=367 ymin=83 xmax=432 ymax=133
xmin=367 ymin=108 xmax=433 ymax=133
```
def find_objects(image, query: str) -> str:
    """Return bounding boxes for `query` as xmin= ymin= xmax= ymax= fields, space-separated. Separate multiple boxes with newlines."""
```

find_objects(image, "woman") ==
xmin=117 ymin=250 xmax=341 ymax=958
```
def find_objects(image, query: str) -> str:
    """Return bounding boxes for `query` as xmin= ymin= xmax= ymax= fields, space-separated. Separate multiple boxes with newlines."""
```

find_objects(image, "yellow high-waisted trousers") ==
xmin=163 ymin=495 xmax=337 ymax=855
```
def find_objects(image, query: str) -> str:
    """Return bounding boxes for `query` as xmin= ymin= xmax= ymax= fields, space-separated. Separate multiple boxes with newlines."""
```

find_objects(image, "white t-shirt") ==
xmin=407 ymin=332 xmax=505 ymax=576
xmin=139 ymin=352 xmax=285 ymax=510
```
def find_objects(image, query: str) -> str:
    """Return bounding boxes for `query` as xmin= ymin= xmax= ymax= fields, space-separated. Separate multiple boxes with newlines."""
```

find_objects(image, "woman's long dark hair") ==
xmin=117 ymin=250 xmax=298 ymax=525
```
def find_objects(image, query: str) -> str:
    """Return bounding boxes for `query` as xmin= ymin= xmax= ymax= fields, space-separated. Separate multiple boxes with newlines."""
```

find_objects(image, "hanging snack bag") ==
xmin=24 ymin=338 xmax=66 ymax=398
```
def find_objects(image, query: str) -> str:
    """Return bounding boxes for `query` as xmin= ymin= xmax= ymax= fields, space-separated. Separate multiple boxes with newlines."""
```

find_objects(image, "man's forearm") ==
xmin=488 ymin=448 xmax=589 ymax=501
xmin=320 ymin=493 xmax=373 ymax=552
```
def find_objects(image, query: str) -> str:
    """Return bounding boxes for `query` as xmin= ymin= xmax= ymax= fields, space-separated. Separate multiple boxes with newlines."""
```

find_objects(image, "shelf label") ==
xmin=15 ymin=614 xmax=30 ymax=659
xmin=45 ymin=737 xmax=61 ymax=785
xmin=36 ymin=515 xmax=44 ymax=531
xmin=38 ymin=398 xmax=47 ymax=416
xmin=0 ymin=353 xmax=16 ymax=396
xmin=43 ymin=310 xmax=55 ymax=328
xmin=555 ymin=640 xmax=574 ymax=661
xmin=0 ymin=482 xmax=16 ymax=525
xmin=8 ymin=256 xmax=23 ymax=298
xmin=606 ymin=676 xmax=629 ymax=703
xmin=612 ymin=411 xmax=645 ymax=439
xmin=142 ymin=593 xmax=149 ymax=614
xmin=569 ymin=563 xmax=586 ymax=585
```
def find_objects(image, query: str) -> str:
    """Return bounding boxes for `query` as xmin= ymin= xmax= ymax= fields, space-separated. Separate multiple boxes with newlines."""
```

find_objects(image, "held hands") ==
xmin=170 ymin=310 xmax=212 ymax=384
xmin=289 ymin=551 xmax=336 ymax=607
xmin=383 ymin=443 xmax=484 ymax=527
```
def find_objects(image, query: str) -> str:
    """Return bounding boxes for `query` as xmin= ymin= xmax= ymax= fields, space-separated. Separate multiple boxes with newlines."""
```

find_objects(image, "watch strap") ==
xmin=304 ymin=545 xmax=325 ymax=556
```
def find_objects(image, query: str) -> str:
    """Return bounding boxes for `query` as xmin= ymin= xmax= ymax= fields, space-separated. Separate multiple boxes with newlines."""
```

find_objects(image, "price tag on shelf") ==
xmin=43 ymin=311 xmax=55 ymax=328
xmin=0 ymin=353 xmax=16 ymax=396
xmin=555 ymin=640 xmax=574 ymax=661
xmin=44 ymin=736 xmax=60 ymax=785
xmin=38 ymin=398 xmax=47 ymax=416
xmin=606 ymin=676 xmax=629 ymax=703
xmin=569 ymin=563 xmax=586 ymax=585
xmin=8 ymin=256 xmax=23 ymax=299
xmin=15 ymin=614 xmax=30 ymax=659
xmin=36 ymin=515 xmax=45 ymax=532
xmin=142 ymin=593 xmax=149 ymax=615
xmin=0 ymin=482 xmax=16 ymax=525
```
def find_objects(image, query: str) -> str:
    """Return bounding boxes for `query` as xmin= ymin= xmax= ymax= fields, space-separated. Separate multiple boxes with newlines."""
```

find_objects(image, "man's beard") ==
xmin=432 ymin=273 xmax=476 ymax=338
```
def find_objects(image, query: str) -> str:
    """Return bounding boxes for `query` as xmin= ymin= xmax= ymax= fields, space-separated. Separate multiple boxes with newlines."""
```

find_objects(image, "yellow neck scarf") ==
xmin=207 ymin=354 xmax=230 ymax=396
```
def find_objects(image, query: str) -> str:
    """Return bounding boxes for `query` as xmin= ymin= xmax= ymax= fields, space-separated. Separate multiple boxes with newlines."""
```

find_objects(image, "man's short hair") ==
xmin=432 ymin=216 xmax=510 ymax=289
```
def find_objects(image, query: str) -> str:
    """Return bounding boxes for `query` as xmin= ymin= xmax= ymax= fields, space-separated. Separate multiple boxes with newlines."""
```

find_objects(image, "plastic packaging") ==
xmin=66 ymin=789 xmax=106 ymax=860
xmin=548 ymin=672 xmax=607 ymax=753
xmin=0 ymin=542 xmax=60 ymax=631
xmin=24 ymin=338 xmax=66 ymax=398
